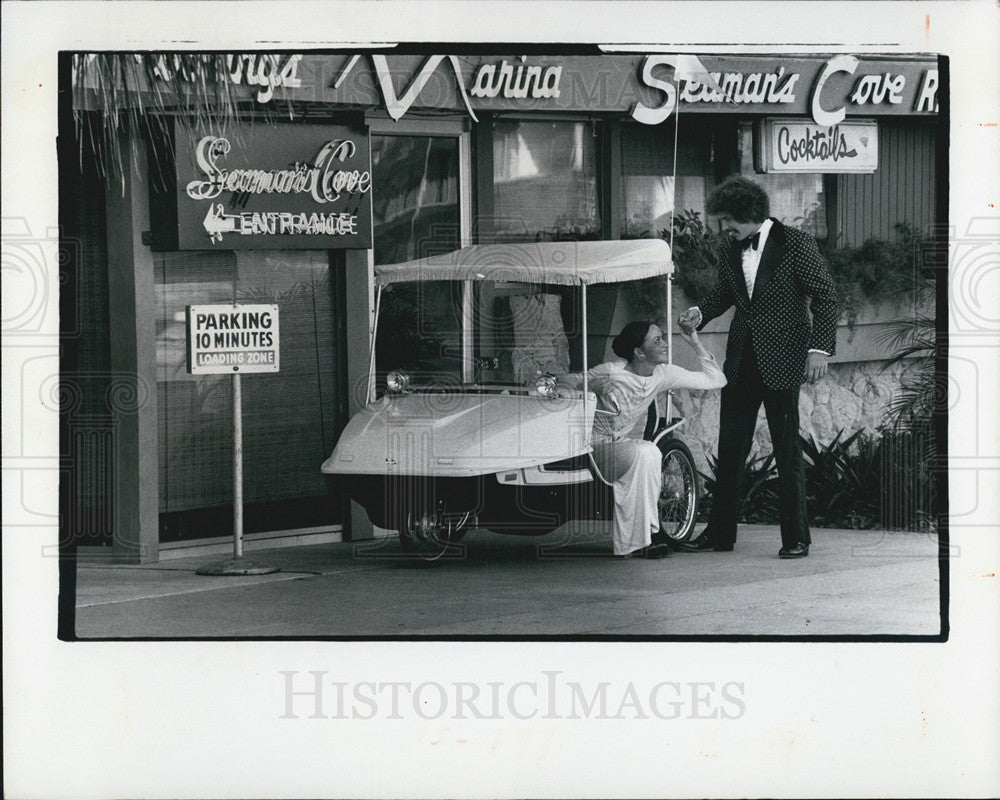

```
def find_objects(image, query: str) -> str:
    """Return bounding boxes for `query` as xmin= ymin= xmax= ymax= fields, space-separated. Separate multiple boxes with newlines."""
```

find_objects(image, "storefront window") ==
xmin=621 ymin=121 xmax=708 ymax=238
xmin=371 ymin=134 xmax=464 ymax=381
xmin=155 ymin=250 xmax=345 ymax=540
xmin=738 ymin=122 xmax=828 ymax=239
xmin=492 ymin=119 xmax=600 ymax=241
xmin=371 ymin=136 xmax=460 ymax=264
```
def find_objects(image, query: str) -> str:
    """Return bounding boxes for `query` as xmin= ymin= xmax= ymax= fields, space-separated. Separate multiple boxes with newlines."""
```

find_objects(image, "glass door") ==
xmin=155 ymin=250 xmax=348 ymax=542
xmin=368 ymin=119 xmax=472 ymax=385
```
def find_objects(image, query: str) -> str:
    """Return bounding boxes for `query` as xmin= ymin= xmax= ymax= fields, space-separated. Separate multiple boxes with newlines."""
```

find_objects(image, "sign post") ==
xmin=189 ymin=303 xmax=281 ymax=576
xmin=233 ymin=370 xmax=243 ymax=559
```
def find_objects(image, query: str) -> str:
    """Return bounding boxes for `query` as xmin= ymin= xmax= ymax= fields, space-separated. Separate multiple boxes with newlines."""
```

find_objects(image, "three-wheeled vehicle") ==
xmin=322 ymin=239 xmax=700 ymax=560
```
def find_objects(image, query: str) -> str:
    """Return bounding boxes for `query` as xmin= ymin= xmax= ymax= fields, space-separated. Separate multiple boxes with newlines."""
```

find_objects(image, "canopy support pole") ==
xmin=667 ymin=72 xmax=681 ymax=368
xmin=461 ymin=280 xmax=474 ymax=383
xmin=581 ymin=282 xmax=589 ymax=400
xmin=367 ymin=284 xmax=382 ymax=405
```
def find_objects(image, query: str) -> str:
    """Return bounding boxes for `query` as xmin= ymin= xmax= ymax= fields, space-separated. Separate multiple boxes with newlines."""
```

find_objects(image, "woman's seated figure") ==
xmin=559 ymin=322 xmax=726 ymax=559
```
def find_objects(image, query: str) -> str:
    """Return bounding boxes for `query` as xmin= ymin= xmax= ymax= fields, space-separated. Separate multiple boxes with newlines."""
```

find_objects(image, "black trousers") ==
xmin=707 ymin=339 xmax=809 ymax=549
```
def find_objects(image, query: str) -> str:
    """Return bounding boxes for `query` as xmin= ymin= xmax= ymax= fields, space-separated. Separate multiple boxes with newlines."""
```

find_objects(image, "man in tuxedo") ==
xmin=677 ymin=177 xmax=838 ymax=558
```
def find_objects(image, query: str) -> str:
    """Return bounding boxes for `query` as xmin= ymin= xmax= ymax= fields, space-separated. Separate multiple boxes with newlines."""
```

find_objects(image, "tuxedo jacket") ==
xmin=697 ymin=219 xmax=838 ymax=391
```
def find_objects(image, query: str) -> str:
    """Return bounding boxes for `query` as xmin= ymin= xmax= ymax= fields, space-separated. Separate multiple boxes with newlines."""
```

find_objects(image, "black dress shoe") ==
xmin=674 ymin=535 xmax=712 ymax=551
xmin=640 ymin=544 xmax=672 ymax=559
xmin=617 ymin=544 xmax=670 ymax=560
xmin=779 ymin=543 xmax=809 ymax=559
xmin=675 ymin=535 xmax=733 ymax=552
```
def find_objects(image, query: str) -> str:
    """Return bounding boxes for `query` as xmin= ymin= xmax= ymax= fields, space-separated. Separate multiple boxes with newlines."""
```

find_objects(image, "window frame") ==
xmin=366 ymin=115 xmax=475 ymax=380
xmin=479 ymin=113 xmax=610 ymax=242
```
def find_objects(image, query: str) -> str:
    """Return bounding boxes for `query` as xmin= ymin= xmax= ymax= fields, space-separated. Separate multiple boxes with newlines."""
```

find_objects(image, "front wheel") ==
xmin=396 ymin=502 xmax=467 ymax=563
xmin=655 ymin=438 xmax=699 ymax=542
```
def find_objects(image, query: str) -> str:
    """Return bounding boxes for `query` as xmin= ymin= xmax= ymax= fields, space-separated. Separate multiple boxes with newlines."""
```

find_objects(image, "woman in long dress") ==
xmin=561 ymin=321 xmax=726 ymax=558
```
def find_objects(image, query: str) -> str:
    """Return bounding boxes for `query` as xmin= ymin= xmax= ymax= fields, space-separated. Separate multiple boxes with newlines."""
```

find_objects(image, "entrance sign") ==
xmin=755 ymin=118 xmax=879 ymax=173
xmin=158 ymin=122 xmax=372 ymax=250
xmin=187 ymin=304 xmax=280 ymax=374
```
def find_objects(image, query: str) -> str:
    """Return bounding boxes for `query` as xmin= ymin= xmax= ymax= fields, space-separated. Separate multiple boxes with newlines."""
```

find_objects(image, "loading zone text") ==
xmin=188 ymin=304 xmax=280 ymax=374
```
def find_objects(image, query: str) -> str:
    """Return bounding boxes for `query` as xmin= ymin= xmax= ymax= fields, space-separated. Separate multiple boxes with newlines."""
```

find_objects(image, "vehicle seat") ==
xmin=644 ymin=393 xmax=684 ymax=440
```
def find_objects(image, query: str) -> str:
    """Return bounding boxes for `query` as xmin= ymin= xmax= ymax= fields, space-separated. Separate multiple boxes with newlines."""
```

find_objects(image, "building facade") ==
xmin=64 ymin=51 xmax=941 ymax=562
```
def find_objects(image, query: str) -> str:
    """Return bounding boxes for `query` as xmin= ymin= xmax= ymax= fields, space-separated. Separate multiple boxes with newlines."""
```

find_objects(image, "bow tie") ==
xmin=740 ymin=232 xmax=761 ymax=251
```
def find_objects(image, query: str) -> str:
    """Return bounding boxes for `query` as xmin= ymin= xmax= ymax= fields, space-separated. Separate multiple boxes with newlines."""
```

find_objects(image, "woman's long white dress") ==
xmin=585 ymin=355 xmax=726 ymax=555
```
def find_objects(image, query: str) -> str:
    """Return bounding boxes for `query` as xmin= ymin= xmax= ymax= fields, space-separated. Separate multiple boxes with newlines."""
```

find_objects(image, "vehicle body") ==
xmin=322 ymin=239 xmax=699 ymax=559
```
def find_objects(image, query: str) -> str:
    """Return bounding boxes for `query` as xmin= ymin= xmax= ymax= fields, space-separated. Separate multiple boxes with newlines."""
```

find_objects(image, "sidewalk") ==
xmin=72 ymin=523 xmax=943 ymax=638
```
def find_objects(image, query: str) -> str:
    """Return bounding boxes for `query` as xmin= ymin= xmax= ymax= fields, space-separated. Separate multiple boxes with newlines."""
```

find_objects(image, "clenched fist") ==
xmin=678 ymin=307 xmax=702 ymax=334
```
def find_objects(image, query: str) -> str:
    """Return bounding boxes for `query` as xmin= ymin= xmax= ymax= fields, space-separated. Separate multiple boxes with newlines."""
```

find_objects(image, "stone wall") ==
xmin=670 ymin=358 xmax=924 ymax=474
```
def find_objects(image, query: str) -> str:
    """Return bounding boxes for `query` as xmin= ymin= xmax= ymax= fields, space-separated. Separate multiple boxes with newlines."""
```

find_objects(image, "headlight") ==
xmin=534 ymin=374 xmax=558 ymax=397
xmin=385 ymin=370 xmax=412 ymax=394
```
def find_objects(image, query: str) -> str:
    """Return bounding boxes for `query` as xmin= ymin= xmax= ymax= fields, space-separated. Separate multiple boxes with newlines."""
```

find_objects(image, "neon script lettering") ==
xmin=152 ymin=54 xmax=303 ymax=103
xmin=680 ymin=67 xmax=799 ymax=105
xmin=185 ymin=137 xmax=372 ymax=204
xmin=850 ymin=73 xmax=906 ymax=106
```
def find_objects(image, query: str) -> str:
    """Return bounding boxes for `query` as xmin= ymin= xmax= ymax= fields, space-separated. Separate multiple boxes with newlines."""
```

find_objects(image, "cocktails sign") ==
xmin=157 ymin=122 xmax=372 ymax=250
xmin=755 ymin=118 xmax=879 ymax=173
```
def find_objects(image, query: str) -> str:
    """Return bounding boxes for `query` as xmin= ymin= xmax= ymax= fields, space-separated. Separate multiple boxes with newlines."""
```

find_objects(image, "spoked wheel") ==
xmin=656 ymin=438 xmax=699 ymax=543
xmin=397 ymin=502 xmax=468 ymax=563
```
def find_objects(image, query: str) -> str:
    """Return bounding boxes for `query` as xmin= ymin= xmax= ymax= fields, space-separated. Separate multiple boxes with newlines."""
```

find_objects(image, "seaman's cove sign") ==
xmin=162 ymin=122 xmax=372 ymax=250
xmin=755 ymin=118 xmax=879 ymax=173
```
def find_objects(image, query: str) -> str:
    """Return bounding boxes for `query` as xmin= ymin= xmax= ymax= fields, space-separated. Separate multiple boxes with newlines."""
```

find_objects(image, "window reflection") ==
xmin=371 ymin=134 xmax=463 ymax=382
xmin=493 ymin=120 xmax=600 ymax=241
xmin=371 ymin=135 xmax=460 ymax=264
xmin=620 ymin=121 xmax=707 ymax=239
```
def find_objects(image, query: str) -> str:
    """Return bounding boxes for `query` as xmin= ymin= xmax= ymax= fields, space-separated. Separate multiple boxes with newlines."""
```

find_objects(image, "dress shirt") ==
xmin=741 ymin=218 xmax=772 ymax=299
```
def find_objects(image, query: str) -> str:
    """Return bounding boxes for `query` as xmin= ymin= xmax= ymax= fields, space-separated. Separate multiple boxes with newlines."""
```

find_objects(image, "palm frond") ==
xmin=72 ymin=53 xmax=277 ymax=192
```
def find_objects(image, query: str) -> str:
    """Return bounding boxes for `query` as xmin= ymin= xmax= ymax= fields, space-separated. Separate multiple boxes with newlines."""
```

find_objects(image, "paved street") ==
xmin=73 ymin=523 xmax=943 ymax=638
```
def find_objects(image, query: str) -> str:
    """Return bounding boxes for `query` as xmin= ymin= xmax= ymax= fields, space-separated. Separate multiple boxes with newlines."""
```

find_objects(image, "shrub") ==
xmin=697 ymin=428 xmax=937 ymax=532
xmin=824 ymin=223 xmax=937 ymax=331
xmin=698 ymin=452 xmax=780 ymax=524
xmin=877 ymin=272 xmax=937 ymax=434
xmin=801 ymin=430 xmax=881 ymax=529
xmin=800 ymin=428 xmax=936 ymax=531
xmin=625 ymin=214 xmax=937 ymax=334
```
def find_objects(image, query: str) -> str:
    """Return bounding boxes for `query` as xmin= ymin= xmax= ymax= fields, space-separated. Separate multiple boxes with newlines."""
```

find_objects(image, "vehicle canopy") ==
xmin=328 ymin=239 xmax=678 ymax=478
xmin=373 ymin=239 xmax=673 ymax=287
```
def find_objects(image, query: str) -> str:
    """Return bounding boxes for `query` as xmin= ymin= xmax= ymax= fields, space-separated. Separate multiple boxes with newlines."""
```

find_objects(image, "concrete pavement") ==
xmin=73 ymin=523 xmax=943 ymax=638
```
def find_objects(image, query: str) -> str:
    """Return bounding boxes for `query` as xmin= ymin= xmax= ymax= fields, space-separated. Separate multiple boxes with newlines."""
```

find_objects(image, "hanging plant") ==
xmin=823 ymin=223 xmax=936 ymax=331
xmin=624 ymin=212 xmax=936 ymax=333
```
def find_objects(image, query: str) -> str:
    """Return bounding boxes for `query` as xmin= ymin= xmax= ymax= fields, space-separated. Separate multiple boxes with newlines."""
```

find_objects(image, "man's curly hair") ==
xmin=706 ymin=177 xmax=770 ymax=223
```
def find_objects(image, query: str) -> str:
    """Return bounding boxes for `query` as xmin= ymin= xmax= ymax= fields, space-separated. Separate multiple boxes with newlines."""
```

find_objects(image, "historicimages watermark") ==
xmin=279 ymin=670 xmax=747 ymax=721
